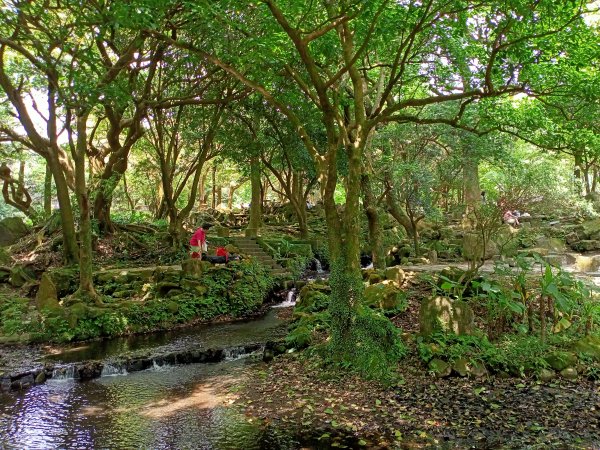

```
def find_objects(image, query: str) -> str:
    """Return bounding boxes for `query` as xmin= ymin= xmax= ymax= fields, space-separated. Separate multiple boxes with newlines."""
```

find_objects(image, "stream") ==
xmin=0 ymin=308 xmax=296 ymax=450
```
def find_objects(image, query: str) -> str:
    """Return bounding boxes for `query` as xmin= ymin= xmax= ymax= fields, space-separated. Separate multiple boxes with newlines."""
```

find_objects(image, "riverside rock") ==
xmin=419 ymin=296 xmax=475 ymax=336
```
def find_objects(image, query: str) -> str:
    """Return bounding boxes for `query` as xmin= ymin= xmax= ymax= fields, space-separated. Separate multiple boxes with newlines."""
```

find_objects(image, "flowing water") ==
xmin=0 ymin=308 xmax=297 ymax=449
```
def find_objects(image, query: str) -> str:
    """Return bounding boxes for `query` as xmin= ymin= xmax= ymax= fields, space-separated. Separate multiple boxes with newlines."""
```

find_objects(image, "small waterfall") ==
xmin=101 ymin=363 xmax=128 ymax=377
xmin=223 ymin=346 xmax=249 ymax=361
xmin=314 ymin=258 xmax=324 ymax=274
xmin=273 ymin=288 xmax=297 ymax=308
xmin=151 ymin=359 xmax=171 ymax=371
xmin=51 ymin=366 xmax=75 ymax=380
xmin=364 ymin=262 xmax=374 ymax=270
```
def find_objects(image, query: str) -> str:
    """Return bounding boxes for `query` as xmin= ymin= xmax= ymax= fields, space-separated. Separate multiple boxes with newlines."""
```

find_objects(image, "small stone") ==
xmin=429 ymin=358 xmax=451 ymax=377
xmin=384 ymin=266 xmax=405 ymax=286
xmin=453 ymin=358 xmax=469 ymax=377
xmin=538 ymin=368 xmax=556 ymax=382
xmin=560 ymin=367 xmax=578 ymax=380
xmin=469 ymin=361 xmax=488 ymax=378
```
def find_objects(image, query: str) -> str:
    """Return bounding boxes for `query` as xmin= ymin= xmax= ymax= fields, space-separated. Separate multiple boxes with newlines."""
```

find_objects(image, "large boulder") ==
xmin=571 ymin=336 xmax=600 ymax=361
xmin=36 ymin=273 xmax=60 ymax=310
xmin=363 ymin=281 xmax=408 ymax=312
xmin=0 ymin=217 xmax=29 ymax=246
xmin=419 ymin=296 xmax=475 ymax=336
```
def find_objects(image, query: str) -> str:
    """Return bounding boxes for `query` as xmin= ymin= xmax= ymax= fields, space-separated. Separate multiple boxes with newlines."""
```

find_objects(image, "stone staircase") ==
xmin=231 ymin=237 xmax=291 ymax=278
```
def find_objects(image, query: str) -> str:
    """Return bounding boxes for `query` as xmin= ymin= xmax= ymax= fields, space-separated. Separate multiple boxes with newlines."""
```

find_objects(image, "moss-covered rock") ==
xmin=181 ymin=259 xmax=211 ymax=278
xmin=295 ymin=283 xmax=330 ymax=313
xmin=66 ymin=302 xmax=89 ymax=327
xmin=0 ymin=217 xmax=29 ymax=246
xmin=419 ymin=296 xmax=475 ymax=336
xmin=429 ymin=358 xmax=451 ymax=377
xmin=517 ymin=248 xmax=549 ymax=257
xmin=453 ymin=358 xmax=469 ymax=377
xmin=538 ymin=368 xmax=556 ymax=382
xmin=0 ymin=266 xmax=9 ymax=283
xmin=384 ymin=266 xmax=405 ymax=286
xmin=47 ymin=267 xmax=79 ymax=297
xmin=368 ymin=272 xmax=384 ymax=285
xmin=36 ymin=273 xmax=60 ymax=310
xmin=560 ymin=367 xmax=578 ymax=380
xmin=545 ymin=351 xmax=578 ymax=371
xmin=181 ymin=279 xmax=208 ymax=295
xmin=0 ymin=247 xmax=12 ymax=265
xmin=363 ymin=281 xmax=408 ymax=312
xmin=572 ymin=336 xmax=600 ymax=361
xmin=9 ymin=265 xmax=34 ymax=288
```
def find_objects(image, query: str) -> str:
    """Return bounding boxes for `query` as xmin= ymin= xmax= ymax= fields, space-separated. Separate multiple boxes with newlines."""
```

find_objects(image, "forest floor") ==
xmin=231 ymin=274 xmax=600 ymax=449
xmin=233 ymin=352 xmax=600 ymax=449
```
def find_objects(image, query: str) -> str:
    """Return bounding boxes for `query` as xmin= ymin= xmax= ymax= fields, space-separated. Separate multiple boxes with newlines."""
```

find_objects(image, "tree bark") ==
xmin=44 ymin=162 xmax=53 ymax=218
xmin=70 ymin=113 xmax=99 ymax=302
xmin=47 ymin=152 xmax=79 ymax=264
xmin=247 ymin=157 xmax=262 ymax=235
xmin=361 ymin=173 xmax=385 ymax=269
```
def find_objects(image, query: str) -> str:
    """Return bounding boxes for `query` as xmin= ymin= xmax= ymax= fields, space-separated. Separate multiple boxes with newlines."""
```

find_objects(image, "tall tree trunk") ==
xmin=71 ymin=113 xmax=99 ymax=303
xmin=216 ymin=185 xmax=222 ymax=206
xmin=211 ymin=165 xmax=217 ymax=209
xmin=574 ymin=150 xmax=583 ymax=196
xmin=247 ymin=157 xmax=262 ymax=236
xmin=122 ymin=172 xmax=135 ymax=212
xmin=44 ymin=162 xmax=53 ymax=218
xmin=463 ymin=152 xmax=480 ymax=214
xmin=361 ymin=173 xmax=385 ymax=269
xmin=326 ymin=141 xmax=363 ymax=356
xmin=47 ymin=152 xmax=79 ymax=264
xmin=93 ymin=154 xmax=129 ymax=235
xmin=199 ymin=170 xmax=207 ymax=208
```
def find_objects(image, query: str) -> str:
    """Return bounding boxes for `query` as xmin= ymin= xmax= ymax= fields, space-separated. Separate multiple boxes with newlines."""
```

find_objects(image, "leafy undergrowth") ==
xmin=234 ymin=354 xmax=600 ymax=449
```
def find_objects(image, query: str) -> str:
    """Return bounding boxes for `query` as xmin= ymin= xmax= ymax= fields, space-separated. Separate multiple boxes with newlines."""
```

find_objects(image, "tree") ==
xmin=145 ymin=0 xmax=596 ymax=374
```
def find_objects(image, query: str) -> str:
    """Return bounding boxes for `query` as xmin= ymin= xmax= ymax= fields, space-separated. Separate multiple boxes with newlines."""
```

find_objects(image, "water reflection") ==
xmin=0 ymin=359 xmax=289 ymax=450
xmin=46 ymin=309 xmax=287 ymax=364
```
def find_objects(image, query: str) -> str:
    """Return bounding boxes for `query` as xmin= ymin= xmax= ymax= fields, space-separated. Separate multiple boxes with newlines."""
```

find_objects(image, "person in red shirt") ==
xmin=189 ymin=223 xmax=211 ymax=258
xmin=215 ymin=246 xmax=229 ymax=262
